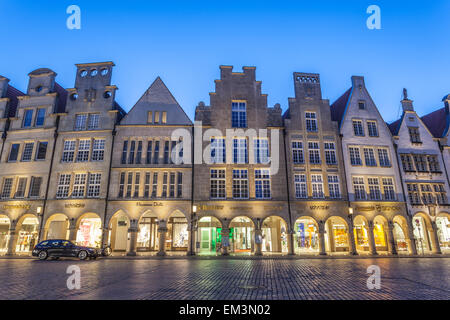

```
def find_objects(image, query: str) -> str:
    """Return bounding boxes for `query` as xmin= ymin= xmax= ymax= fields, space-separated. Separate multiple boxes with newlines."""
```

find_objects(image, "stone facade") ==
xmin=0 ymin=62 xmax=449 ymax=257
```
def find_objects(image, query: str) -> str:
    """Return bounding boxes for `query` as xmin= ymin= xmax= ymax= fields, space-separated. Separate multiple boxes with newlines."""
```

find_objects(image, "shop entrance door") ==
xmin=200 ymin=228 xmax=211 ymax=251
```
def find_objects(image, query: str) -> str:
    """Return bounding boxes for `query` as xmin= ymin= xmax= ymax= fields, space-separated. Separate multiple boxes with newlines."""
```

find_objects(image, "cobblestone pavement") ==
xmin=0 ymin=257 xmax=449 ymax=300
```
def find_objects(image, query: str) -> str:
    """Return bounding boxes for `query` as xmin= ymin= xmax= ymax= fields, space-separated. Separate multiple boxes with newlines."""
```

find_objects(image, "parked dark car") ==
xmin=32 ymin=240 xmax=100 ymax=260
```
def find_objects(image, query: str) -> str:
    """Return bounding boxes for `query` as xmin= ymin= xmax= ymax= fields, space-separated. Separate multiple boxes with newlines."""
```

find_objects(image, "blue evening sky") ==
xmin=0 ymin=0 xmax=449 ymax=123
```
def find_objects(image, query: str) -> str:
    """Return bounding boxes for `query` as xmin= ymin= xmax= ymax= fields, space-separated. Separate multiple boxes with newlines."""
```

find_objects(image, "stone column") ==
xmin=101 ymin=226 xmax=110 ymax=248
xmin=406 ymin=218 xmax=418 ymax=255
xmin=254 ymin=228 xmax=263 ymax=256
xmin=157 ymin=220 xmax=167 ymax=256
xmin=386 ymin=221 xmax=398 ymax=255
xmin=367 ymin=221 xmax=378 ymax=255
xmin=6 ymin=220 xmax=17 ymax=256
xmin=347 ymin=217 xmax=358 ymax=255
xmin=221 ymin=228 xmax=230 ymax=256
xmin=127 ymin=219 xmax=138 ymax=256
xmin=287 ymin=229 xmax=295 ymax=255
xmin=430 ymin=221 xmax=442 ymax=254
xmin=68 ymin=218 xmax=77 ymax=242
xmin=187 ymin=220 xmax=196 ymax=256
xmin=318 ymin=221 xmax=326 ymax=256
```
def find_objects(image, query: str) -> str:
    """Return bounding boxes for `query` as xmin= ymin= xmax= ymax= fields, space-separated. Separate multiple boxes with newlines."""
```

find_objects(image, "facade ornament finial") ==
xmin=403 ymin=88 xmax=408 ymax=100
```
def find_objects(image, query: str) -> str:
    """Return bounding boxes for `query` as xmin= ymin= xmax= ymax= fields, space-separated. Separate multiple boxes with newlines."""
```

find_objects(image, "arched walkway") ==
xmin=109 ymin=211 xmax=130 ymax=252
xmin=436 ymin=212 xmax=450 ymax=252
xmin=15 ymin=214 xmax=39 ymax=253
xmin=412 ymin=213 xmax=433 ymax=253
xmin=229 ymin=216 xmax=254 ymax=254
xmin=373 ymin=215 xmax=388 ymax=253
xmin=261 ymin=216 xmax=288 ymax=253
xmin=76 ymin=213 xmax=102 ymax=248
xmin=44 ymin=214 xmax=69 ymax=240
xmin=137 ymin=211 xmax=159 ymax=252
xmin=0 ymin=215 xmax=10 ymax=254
xmin=166 ymin=210 xmax=189 ymax=252
xmin=353 ymin=215 xmax=370 ymax=254
xmin=196 ymin=216 xmax=222 ymax=255
xmin=293 ymin=216 xmax=319 ymax=254
xmin=325 ymin=216 xmax=349 ymax=254
xmin=392 ymin=215 xmax=409 ymax=253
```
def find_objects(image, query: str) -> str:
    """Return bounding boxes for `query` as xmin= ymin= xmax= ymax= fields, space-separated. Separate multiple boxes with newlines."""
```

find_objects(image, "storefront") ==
xmin=373 ymin=222 xmax=387 ymax=251
xmin=413 ymin=215 xmax=432 ymax=253
xmin=0 ymin=216 xmax=10 ymax=254
xmin=261 ymin=216 xmax=288 ymax=253
xmin=197 ymin=216 xmax=221 ymax=254
xmin=393 ymin=222 xmax=408 ymax=252
xmin=326 ymin=216 xmax=349 ymax=253
xmin=229 ymin=216 xmax=254 ymax=254
xmin=354 ymin=218 xmax=370 ymax=252
xmin=166 ymin=214 xmax=189 ymax=251
xmin=109 ymin=214 xmax=129 ymax=252
xmin=16 ymin=216 xmax=39 ymax=253
xmin=76 ymin=215 xmax=102 ymax=248
xmin=293 ymin=217 xmax=319 ymax=254
xmin=45 ymin=214 xmax=69 ymax=240
xmin=137 ymin=213 xmax=159 ymax=251
xmin=436 ymin=215 xmax=450 ymax=250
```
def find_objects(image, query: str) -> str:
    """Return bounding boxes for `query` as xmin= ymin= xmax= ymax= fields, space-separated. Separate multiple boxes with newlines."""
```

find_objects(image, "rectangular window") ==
xmin=233 ymin=138 xmax=248 ymax=164
xmin=407 ymin=184 xmax=420 ymax=205
xmin=35 ymin=141 xmax=48 ymax=160
xmin=8 ymin=144 xmax=20 ymax=162
xmin=311 ymin=174 xmax=324 ymax=199
xmin=134 ymin=173 xmax=140 ymax=198
xmin=353 ymin=177 xmax=366 ymax=200
xmin=128 ymin=141 xmax=136 ymax=164
xmin=162 ymin=111 xmax=167 ymax=124
xmin=136 ymin=141 xmax=143 ymax=164
xmin=1 ymin=178 xmax=13 ymax=199
xmin=254 ymin=138 xmax=269 ymax=164
xmin=434 ymin=184 xmax=447 ymax=204
xmin=147 ymin=111 xmax=153 ymax=124
xmin=294 ymin=174 xmax=307 ymax=199
xmin=428 ymin=155 xmax=440 ymax=172
xmin=292 ymin=141 xmax=304 ymax=164
xmin=163 ymin=141 xmax=170 ymax=164
xmin=75 ymin=114 xmax=87 ymax=131
xmin=23 ymin=110 xmax=33 ymax=128
xmin=413 ymin=155 xmax=428 ymax=172
xmin=368 ymin=178 xmax=381 ymax=200
xmin=367 ymin=121 xmax=378 ymax=137
xmin=401 ymin=154 xmax=414 ymax=172
xmin=232 ymin=169 xmax=248 ymax=199
xmin=364 ymin=148 xmax=377 ymax=167
xmin=144 ymin=172 xmax=151 ymax=198
xmin=231 ymin=101 xmax=247 ymax=128
xmin=92 ymin=139 xmax=105 ymax=161
xmin=56 ymin=174 xmax=71 ymax=198
xmin=349 ymin=147 xmax=362 ymax=166
xmin=328 ymin=175 xmax=340 ymax=199
xmin=29 ymin=176 xmax=42 ymax=198
xmin=377 ymin=148 xmax=391 ymax=167
xmin=152 ymin=173 xmax=158 ymax=197
xmin=88 ymin=114 xmax=100 ymax=130
xmin=126 ymin=172 xmax=132 ymax=198
xmin=121 ymin=141 xmax=128 ymax=164
xmin=382 ymin=178 xmax=396 ymax=200
xmin=177 ymin=172 xmax=183 ymax=198
xmin=72 ymin=173 xmax=87 ymax=198
xmin=77 ymin=139 xmax=90 ymax=162
xmin=162 ymin=172 xmax=168 ymax=198
xmin=305 ymin=112 xmax=318 ymax=132
xmin=153 ymin=141 xmax=160 ymax=164
xmin=169 ymin=172 xmax=175 ymax=198
xmin=324 ymin=142 xmax=337 ymax=165
xmin=87 ymin=173 xmax=101 ymax=198
xmin=255 ymin=169 xmax=271 ymax=199
xmin=358 ymin=101 xmax=366 ymax=110
xmin=420 ymin=184 xmax=434 ymax=204
xmin=35 ymin=108 xmax=46 ymax=126
xmin=211 ymin=138 xmax=226 ymax=164
xmin=15 ymin=177 xmax=27 ymax=198
xmin=118 ymin=172 xmax=125 ymax=198
xmin=21 ymin=143 xmax=34 ymax=161
xmin=146 ymin=141 xmax=153 ymax=164
xmin=353 ymin=120 xmax=364 ymax=136
xmin=308 ymin=142 xmax=320 ymax=164
xmin=408 ymin=127 xmax=421 ymax=143
xmin=154 ymin=111 xmax=160 ymax=124
xmin=210 ymin=169 xmax=226 ymax=199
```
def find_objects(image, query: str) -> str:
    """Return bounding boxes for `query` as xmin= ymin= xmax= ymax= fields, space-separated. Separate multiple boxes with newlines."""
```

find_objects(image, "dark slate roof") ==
xmin=5 ymin=85 xmax=25 ymax=118
xmin=330 ymin=88 xmax=352 ymax=126
xmin=388 ymin=116 xmax=403 ymax=136
xmin=421 ymin=107 xmax=447 ymax=138
xmin=54 ymin=82 xmax=68 ymax=113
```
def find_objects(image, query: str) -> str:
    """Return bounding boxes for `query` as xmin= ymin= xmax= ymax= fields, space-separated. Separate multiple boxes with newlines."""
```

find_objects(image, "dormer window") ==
xmin=358 ymin=101 xmax=366 ymax=110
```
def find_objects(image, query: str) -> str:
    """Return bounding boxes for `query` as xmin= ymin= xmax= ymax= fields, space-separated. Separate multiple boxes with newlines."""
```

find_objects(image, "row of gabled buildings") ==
xmin=0 ymin=62 xmax=448 ymax=257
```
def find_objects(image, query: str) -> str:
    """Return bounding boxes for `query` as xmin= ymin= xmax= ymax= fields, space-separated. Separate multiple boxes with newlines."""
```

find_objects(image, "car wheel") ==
xmin=38 ymin=251 xmax=48 ymax=260
xmin=78 ymin=250 xmax=88 ymax=260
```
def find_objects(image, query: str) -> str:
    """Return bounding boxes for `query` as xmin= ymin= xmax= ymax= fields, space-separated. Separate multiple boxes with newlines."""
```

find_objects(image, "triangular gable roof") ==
xmin=330 ymin=88 xmax=352 ymax=127
xmin=120 ymin=77 xmax=192 ymax=125
xmin=388 ymin=114 xmax=404 ymax=136
xmin=5 ymin=85 xmax=25 ymax=118
xmin=421 ymin=107 xmax=447 ymax=138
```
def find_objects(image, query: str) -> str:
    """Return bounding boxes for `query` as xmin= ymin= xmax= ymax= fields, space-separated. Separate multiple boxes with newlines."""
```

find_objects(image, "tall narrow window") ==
xmin=407 ymin=184 xmax=420 ymax=204
xmin=87 ymin=173 xmax=101 ymax=198
xmin=305 ymin=112 xmax=318 ymax=132
xmin=170 ymin=141 xmax=177 ymax=164
xmin=56 ymin=174 xmax=71 ymax=198
xmin=231 ymin=101 xmax=247 ymax=128
xmin=88 ymin=114 xmax=100 ymax=130
xmin=328 ymin=175 xmax=340 ymax=199
xmin=294 ymin=174 xmax=307 ymax=199
xmin=144 ymin=172 xmax=151 ymax=198
xmin=368 ymin=178 xmax=381 ymax=200
xmin=77 ymin=139 xmax=90 ymax=162
xmin=15 ymin=178 xmax=27 ymax=198
xmin=211 ymin=138 xmax=226 ymax=164
xmin=349 ymin=147 xmax=362 ymax=166
xmin=36 ymin=141 xmax=48 ymax=160
xmin=401 ymin=154 xmax=414 ymax=172
xmin=311 ymin=174 xmax=324 ymax=199
xmin=254 ymin=138 xmax=269 ymax=164
xmin=163 ymin=141 xmax=170 ymax=164
xmin=177 ymin=172 xmax=183 ymax=198
xmin=408 ymin=127 xmax=421 ymax=143
xmin=23 ymin=110 xmax=33 ymax=128
xmin=308 ymin=142 xmax=320 ymax=164
xmin=92 ymin=139 xmax=105 ymax=161
xmin=72 ymin=173 xmax=87 ymax=198
xmin=169 ymin=172 xmax=175 ymax=198
xmin=363 ymin=148 xmax=377 ymax=167
xmin=118 ymin=172 xmax=125 ymax=198
xmin=353 ymin=177 xmax=366 ymax=200
xmin=121 ymin=141 xmax=128 ymax=164
xmin=146 ymin=141 xmax=153 ymax=164
xmin=162 ymin=172 xmax=168 ymax=198
xmin=147 ymin=111 xmax=153 ymax=124
xmin=1 ymin=178 xmax=13 ymax=199
xmin=152 ymin=173 xmax=158 ymax=197
xmin=8 ymin=144 xmax=20 ymax=162
xmin=29 ymin=177 xmax=42 ymax=198
xmin=128 ymin=141 xmax=136 ymax=164
xmin=232 ymin=169 xmax=248 ymax=199
xmin=382 ymin=178 xmax=396 ymax=200
xmin=154 ymin=111 xmax=160 ymax=124
xmin=75 ymin=114 xmax=87 ymax=131
xmin=353 ymin=120 xmax=364 ymax=136
xmin=292 ymin=141 xmax=304 ymax=164
xmin=324 ymin=142 xmax=337 ymax=165
xmin=378 ymin=148 xmax=390 ymax=167
xmin=35 ymin=108 xmax=46 ymax=126
xmin=367 ymin=121 xmax=378 ymax=137
xmin=428 ymin=155 xmax=440 ymax=172
xmin=126 ymin=172 xmax=132 ymax=198
xmin=210 ymin=169 xmax=226 ymax=199
xmin=233 ymin=138 xmax=248 ymax=164
xmin=136 ymin=141 xmax=143 ymax=164
xmin=162 ymin=111 xmax=167 ymax=124
xmin=153 ymin=141 xmax=160 ymax=164
xmin=134 ymin=173 xmax=140 ymax=198
xmin=255 ymin=169 xmax=271 ymax=199
xmin=22 ymin=143 xmax=34 ymax=161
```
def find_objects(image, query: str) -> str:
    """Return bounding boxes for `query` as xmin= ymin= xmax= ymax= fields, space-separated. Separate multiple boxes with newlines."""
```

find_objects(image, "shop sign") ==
xmin=136 ymin=202 xmax=163 ymax=207
xmin=64 ymin=203 xmax=85 ymax=208
xmin=2 ymin=204 xmax=31 ymax=210
xmin=310 ymin=205 xmax=329 ymax=210
xmin=198 ymin=205 xmax=224 ymax=211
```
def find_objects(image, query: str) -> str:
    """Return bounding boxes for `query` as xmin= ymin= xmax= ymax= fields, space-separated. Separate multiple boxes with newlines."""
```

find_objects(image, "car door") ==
xmin=61 ymin=241 xmax=75 ymax=257
xmin=47 ymin=240 xmax=63 ymax=256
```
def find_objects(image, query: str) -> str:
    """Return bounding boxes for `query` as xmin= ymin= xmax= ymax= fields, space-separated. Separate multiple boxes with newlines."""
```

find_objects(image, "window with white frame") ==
xmin=378 ymin=148 xmax=391 ymax=167
xmin=364 ymin=148 xmax=377 ymax=167
xmin=308 ymin=142 xmax=320 ymax=164
xmin=294 ymin=174 xmax=307 ymax=199
xmin=255 ymin=169 xmax=271 ymax=199
xmin=349 ymin=147 xmax=362 ymax=166
xmin=324 ymin=142 xmax=337 ymax=165
xmin=210 ymin=169 xmax=226 ymax=199
xmin=62 ymin=140 xmax=76 ymax=162
xmin=231 ymin=101 xmax=247 ymax=128
xmin=367 ymin=121 xmax=378 ymax=137
xmin=352 ymin=120 xmax=364 ymax=136
xmin=210 ymin=138 xmax=226 ymax=164
xmin=233 ymin=138 xmax=248 ymax=164
xmin=87 ymin=114 xmax=100 ymax=130
xmin=328 ymin=175 xmax=340 ymax=199
xmin=56 ymin=174 xmax=71 ymax=198
xmin=368 ymin=178 xmax=381 ymax=200
xmin=21 ymin=143 xmax=34 ymax=161
xmin=353 ymin=177 xmax=366 ymax=200
xmin=75 ymin=114 xmax=88 ymax=131
xmin=77 ymin=139 xmax=91 ymax=162
xmin=311 ymin=174 xmax=324 ymax=198
xmin=292 ymin=141 xmax=304 ymax=164
xmin=72 ymin=173 xmax=87 ymax=198
xmin=87 ymin=173 xmax=101 ymax=198
xmin=254 ymin=138 xmax=269 ymax=164
xmin=92 ymin=139 xmax=105 ymax=161
xmin=305 ymin=112 xmax=318 ymax=132
xmin=1 ymin=178 xmax=13 ymax=199
xmin=382 ymin=178 xmax=396 ymax=200
xmin=232 ymin=169 xmax=248 ymax=199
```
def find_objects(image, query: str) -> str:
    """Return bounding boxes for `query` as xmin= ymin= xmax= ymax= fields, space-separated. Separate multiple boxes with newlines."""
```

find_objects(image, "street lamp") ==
xmin=37 ymin=206 xmax=42 ymax=215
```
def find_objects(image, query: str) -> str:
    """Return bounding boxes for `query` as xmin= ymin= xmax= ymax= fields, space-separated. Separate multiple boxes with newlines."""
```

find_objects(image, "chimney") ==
xmin=443 ymin=94 xmax=450 ymax=115
xmin=401 ymin=88 xmax=414 ymax=112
